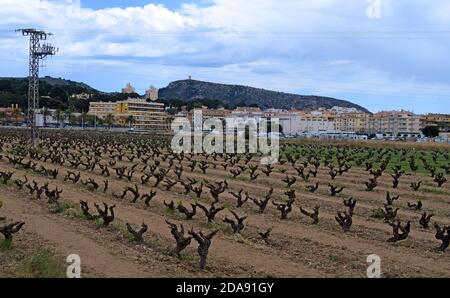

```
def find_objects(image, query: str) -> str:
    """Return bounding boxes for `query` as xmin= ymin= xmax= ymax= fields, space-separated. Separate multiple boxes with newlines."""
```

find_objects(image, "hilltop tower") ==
xmin=145 ymin=85 xmax=158 ymax=101
xmin=122 ymin=83 xmax=136 ymax=94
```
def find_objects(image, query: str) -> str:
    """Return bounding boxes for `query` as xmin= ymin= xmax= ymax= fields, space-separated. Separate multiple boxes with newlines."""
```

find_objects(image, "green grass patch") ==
xmin=48 ymin=202 xmax=75 ymax=214
xmin=421 ymin=187 xmax=449 ymax=195
xmin=20 ymin=251 xmax=66 ymax=278
xmin=70 ymin=210 xmax=87 ymax=220
xmin=178 ymin=251 xmax=195 ymax=261
xmin=199 ymin=221 xmax=223 ymax=231
xmin=29 ymin=147 xmax=44 ymax=156
xmin=94 ymin=217 xmax=104 ymax=228
xmin=163 ymin=207 xmax=175 ymax=215
xmin=110 ymin=223 xmax=135 ymax=242
xmin=0 ymin=239 xmax=13 ymax=252
xmin=328 ymin=254 xmax=341 ymax=262
xmin=370 ymin=208 xmax=385 ymax=219
xmin=237 ymin=176 xmax=250 ymax=181
xmin=85 ymin=184 xmax=97 ymax=192
xmin=221 ymin=201 xmax=232 ymax=210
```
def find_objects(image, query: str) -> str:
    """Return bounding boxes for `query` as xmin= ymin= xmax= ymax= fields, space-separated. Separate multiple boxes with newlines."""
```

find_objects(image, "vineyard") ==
xmin=0 ymin=127 xmax=449 ymax=277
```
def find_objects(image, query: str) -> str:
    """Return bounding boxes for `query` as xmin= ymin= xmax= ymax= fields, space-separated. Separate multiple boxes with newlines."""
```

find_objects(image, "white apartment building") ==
xmin=369 ymin=110 xmax=421 ymax=136
xmin=284 ymin=111 xmax=335 ymax=134
xmin=227 ymin=108 xmax=336 ymax=135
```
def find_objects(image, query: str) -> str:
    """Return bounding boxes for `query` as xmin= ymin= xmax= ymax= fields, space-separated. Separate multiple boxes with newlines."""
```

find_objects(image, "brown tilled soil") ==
xmin=1 ymin=145 xmax=450 ymax=278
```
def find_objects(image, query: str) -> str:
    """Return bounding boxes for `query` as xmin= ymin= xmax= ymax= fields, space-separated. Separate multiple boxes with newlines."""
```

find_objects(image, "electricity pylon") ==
xmin=16 ymin=29 xmax=58 ymax=146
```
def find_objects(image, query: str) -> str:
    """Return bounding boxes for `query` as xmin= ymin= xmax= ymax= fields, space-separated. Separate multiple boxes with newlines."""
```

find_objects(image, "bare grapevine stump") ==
xmin=126 ymin=223 xmax=148 ymax=242
xmin=188 ymin=228 xmax=219 ymax=270
xmin=0 ymin=222 xmax=25 ymax=240
xmin=166 ymin=219 xmax=192 ymax=257
xmin=94 ymin=202 xmax=115 ymax=226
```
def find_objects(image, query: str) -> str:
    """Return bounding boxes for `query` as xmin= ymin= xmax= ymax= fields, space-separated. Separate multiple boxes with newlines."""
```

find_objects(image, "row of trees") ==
xmin=0 ymin=107 xmax=136 ymax=129
xmin=421 ymin=126 xmax=440 ymax=138
xmin=0 ymin=77 xmax=144 ymax=113
xmin=42 ymin=109 xmax=136 ymax=128
xmin=0 ymin=108 xmax=22 ymax=125
xmin=160 ymin=98 xmax=260 ymax=115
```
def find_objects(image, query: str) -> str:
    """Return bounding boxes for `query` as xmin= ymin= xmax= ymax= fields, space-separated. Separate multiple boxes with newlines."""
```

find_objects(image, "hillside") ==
xmin=0 ymin=77 xmax=369 ymax=113
xmin=0 ymin=76 xmax=98 ymax=95
xmin=39 ymin=76 xmax=98 ymax=93
xmin=159 ymin=79 xmax=369 ymax=112
xmin=0 ymin=77 xmax=137 ymax=111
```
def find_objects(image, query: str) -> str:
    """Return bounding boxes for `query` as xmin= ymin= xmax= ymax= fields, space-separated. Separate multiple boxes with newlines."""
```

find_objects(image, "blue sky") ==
xmin=0 ymin=0 xmax=449 ymax=114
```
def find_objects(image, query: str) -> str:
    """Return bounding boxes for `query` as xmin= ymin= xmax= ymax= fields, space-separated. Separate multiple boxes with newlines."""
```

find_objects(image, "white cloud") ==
xmin=0 ymin=0 xmax=449 ymax=113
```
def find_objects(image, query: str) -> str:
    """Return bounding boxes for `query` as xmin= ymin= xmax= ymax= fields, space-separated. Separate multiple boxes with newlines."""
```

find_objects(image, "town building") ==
xmin=335 ymin=112 xmax=371 ymax=133
xmin=115 ymin=98 xmax=167 ymax=130
xmin=145 ymin=86 xmax=159 ymax=101
xmin=71 ymin=93 xmax=92 ymax=100
xmin=420 ymin=114 xmax=450 ymax=132
xmin=193 ymin=107 xmax=232 ymax=120
xmin=186 ymin=107 xmax=232 ymax=123
xmin=295 ymin=110 xmax=336 ymax=133
xmin=35 ymin=108 xmax=78 ymax=127
xmin=121 ymin=83 xmax=136 ymax=94
xmin=87 ymin=101 xmax=117 ymax=117
xmin=186 ymin=107 xmax=232 ymax=132
xmin=231 ymin=108 xmax=335 ymax=135
xmin=330 ymin=106 xmax=361 ymax=114
xmin=0 ymin=104 xmax=24 ymax=124
xmin=368 ymin=110 xmax=421 ymax=136
xmin=0 ymin=104 xmax=21 ymax=117
xmin=170 ymin=106 xmax=438 ymax=139
xmin=299 ymin=131 xmax=369 ymax=141
xmin=88 ymin=98 xmax=167 ymax=131
xmin=231 ymin=107 xmax=264 ymax=118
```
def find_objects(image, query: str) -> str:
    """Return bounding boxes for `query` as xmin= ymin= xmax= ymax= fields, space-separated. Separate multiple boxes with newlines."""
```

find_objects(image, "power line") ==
xmin=2 ymin=29 xmax=450 ymax=39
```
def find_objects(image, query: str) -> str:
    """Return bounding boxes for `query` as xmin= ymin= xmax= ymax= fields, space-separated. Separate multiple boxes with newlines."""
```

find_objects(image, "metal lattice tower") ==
xmin=16 ymin=29 xmax=57 ymax=146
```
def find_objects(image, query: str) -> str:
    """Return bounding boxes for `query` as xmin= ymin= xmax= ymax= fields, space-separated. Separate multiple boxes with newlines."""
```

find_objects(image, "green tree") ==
xmin=49 ymin=86 xmax=67 ymax=101
xmin=64 ymin=109 xmax=74 ymax=126
xmin=0 ymin=92 xmax=23 ymax=108
xmin=125 ymin=115 xmax=135 ymax=128
xmin=54 ymin=109 xmax=63 ymax=127
xmin=0 ymin=111 xmax=6 ymax=124
xmin=96 ymin=116 xmax=104 ymax=127
xmin=80 ymin=111 xmax=89 ymax=128
xmin=12 ymin=107 xmax=21 ymax=126
xmin=42 ymin=107 xmax=52 ymax=127
xmin=266 ymin=120 xmax=282 ymax=134
xmin=421 ymin=126 xmax=439 ymax=138
xmin=70 ymin=115 xmax=79 ymax=126
xmin=104 ymin=114 xmax=115 ymax=129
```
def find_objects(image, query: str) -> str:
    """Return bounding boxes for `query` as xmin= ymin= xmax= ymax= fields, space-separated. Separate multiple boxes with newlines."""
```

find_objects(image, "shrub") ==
xmin=370 ymin=208 xmax=384 ymax=219
xmin=49 ymin=202 xmax=73 ymax=214
xmin=0 ymin=239 xmax=13 ymax=252
xmin=21 ymin=251 xmax=65 ymax=278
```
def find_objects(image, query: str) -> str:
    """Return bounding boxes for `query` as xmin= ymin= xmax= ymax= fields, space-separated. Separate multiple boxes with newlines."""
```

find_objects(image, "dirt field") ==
xmin=0 ymin=128 xmax=449 ymax=277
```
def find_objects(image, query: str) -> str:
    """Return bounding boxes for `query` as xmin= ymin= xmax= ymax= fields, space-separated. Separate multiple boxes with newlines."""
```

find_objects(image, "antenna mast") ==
xmin=16 ymin=28 xmax=58 ymax=146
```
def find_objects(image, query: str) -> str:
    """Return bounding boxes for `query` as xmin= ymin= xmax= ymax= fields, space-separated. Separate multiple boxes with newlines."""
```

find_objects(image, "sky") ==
xmin=80 ymin=0 xmax=189 ymax=10
xmin=0 ymin=0 xmax=449 ymax=114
